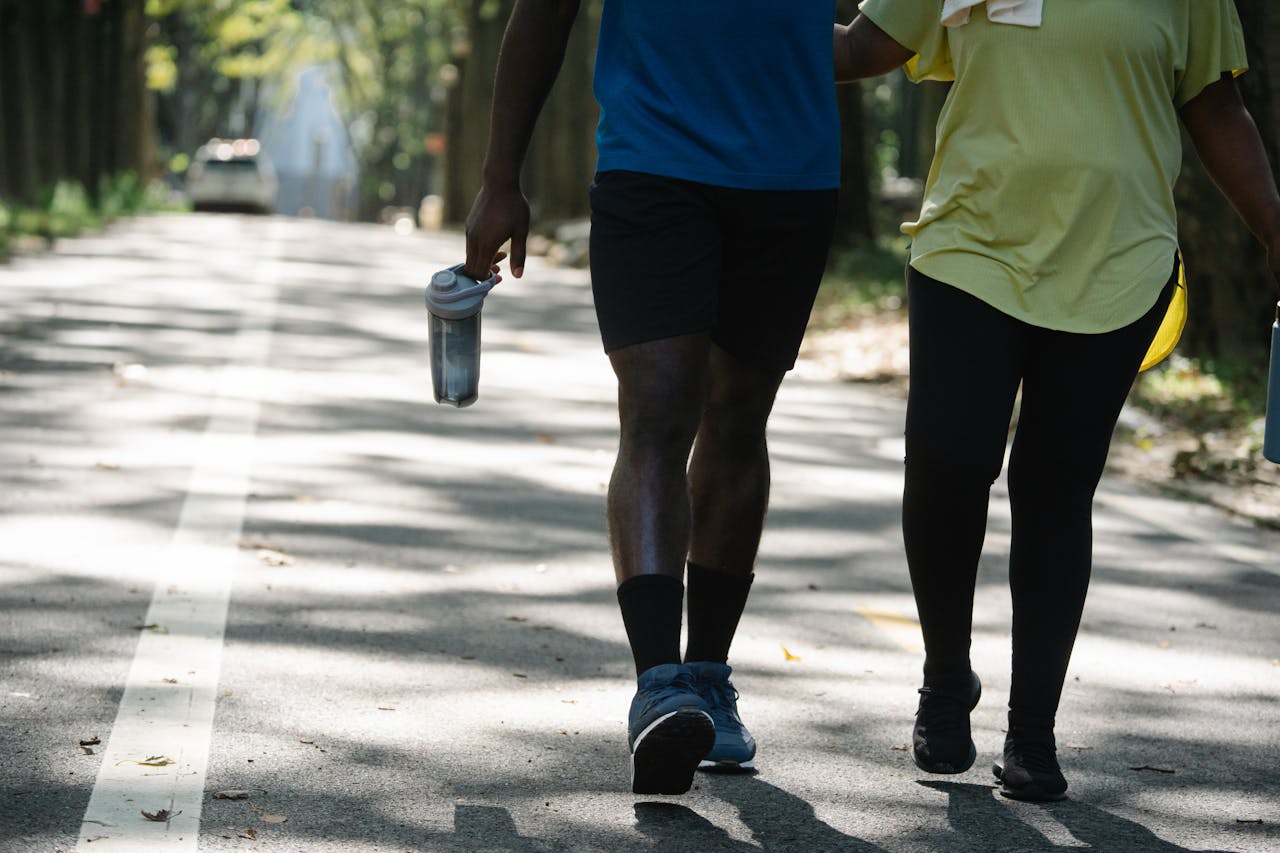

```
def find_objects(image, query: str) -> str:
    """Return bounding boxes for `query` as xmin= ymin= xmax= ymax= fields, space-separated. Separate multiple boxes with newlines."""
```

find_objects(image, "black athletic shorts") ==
xmin=588 ymin=170 xmax=838 ymax=372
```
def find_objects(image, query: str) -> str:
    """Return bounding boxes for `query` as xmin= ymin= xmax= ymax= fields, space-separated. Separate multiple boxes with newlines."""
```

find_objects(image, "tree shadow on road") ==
xmin=917 ymin=779 xmax=1241 ymax=852
xmin=697 ymin=774 xmax=889 ymax=851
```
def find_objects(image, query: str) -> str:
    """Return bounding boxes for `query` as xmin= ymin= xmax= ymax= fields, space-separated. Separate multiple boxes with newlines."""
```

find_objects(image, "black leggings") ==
xmin=903 ymin=265 xmax=1175 ymax=729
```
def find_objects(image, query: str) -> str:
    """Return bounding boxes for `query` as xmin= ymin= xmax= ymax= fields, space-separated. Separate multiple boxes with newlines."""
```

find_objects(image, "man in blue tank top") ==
xmin=465 ymin=0 xmax=840 ymax=796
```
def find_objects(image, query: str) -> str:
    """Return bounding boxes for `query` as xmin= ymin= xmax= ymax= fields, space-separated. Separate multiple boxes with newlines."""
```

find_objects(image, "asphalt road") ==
xmin=1 ymin=214 xmax=1277 ymax=853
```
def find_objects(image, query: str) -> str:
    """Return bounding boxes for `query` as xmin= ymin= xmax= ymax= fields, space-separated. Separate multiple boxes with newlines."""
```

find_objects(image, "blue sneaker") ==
xmin=686 ymin=661 xmax=756 ymax=771
xmin=628 ymin=663 xmax=715 ymax=795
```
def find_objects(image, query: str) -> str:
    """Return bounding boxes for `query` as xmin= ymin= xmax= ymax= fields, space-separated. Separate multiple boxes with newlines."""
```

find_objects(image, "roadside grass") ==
xmin=1128 ymin=354 xmax=1270 ymax=478
xmin=0 ymin=173 xmax=185 ymax=262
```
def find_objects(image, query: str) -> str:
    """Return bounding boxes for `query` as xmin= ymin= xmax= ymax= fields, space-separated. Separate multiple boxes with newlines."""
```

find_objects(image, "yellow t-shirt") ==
xmin=858 ymin=0 xmax=1247 ymax=334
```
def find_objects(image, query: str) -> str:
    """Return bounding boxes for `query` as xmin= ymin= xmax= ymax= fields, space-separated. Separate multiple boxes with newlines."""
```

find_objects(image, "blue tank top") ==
xmin=594 ymin=1 xmax=840 ymax=190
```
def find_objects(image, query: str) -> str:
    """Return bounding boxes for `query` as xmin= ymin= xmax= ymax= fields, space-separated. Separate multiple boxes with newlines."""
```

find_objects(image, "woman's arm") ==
xmin=1180 ymin=73 xmax=1280 ymax=290
xmin=834 ymin=15 xmax=914 ymax=82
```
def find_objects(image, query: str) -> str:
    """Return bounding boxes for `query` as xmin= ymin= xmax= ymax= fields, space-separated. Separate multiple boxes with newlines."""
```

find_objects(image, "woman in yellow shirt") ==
xmin=835 ymin=0 xmax=1280 ymax=801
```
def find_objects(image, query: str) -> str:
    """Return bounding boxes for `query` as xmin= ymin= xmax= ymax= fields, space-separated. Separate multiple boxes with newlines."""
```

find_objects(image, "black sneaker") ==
xmin=912 ymin=670 xmax=981 ymax=774
xmin=994 ymin=729 xmax=1068 ymax=802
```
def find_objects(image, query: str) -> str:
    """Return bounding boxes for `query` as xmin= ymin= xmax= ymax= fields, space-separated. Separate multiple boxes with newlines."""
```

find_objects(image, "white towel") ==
xmin=942 ymin=0 xmax=1043 ymax=28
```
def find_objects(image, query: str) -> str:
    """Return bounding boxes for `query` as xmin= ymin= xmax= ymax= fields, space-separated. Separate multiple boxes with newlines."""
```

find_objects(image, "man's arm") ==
xmin=463 ymin=0 xmax=582 ymax=279
xmin=834 ymin=15 xmax=914 ymax=83
xmin=1180 ymin=73 xmax=1280 ymax=291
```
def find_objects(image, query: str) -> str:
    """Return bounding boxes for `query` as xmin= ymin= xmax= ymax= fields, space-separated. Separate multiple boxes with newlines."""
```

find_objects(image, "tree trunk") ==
xmin=833 ymin=80 xmax=875 ymax=247
xmin=1 ymin=0 xmax=40 ymax=203
xmin=527 ymin=1 xmax=598 ymax=227
xmin=443 ymin=0 xmax=516 ymax=226
xmin=834 ymin=0 xmax=874 ymax=247
xmin=1175 ymin=0 xmax=1278 ymax=364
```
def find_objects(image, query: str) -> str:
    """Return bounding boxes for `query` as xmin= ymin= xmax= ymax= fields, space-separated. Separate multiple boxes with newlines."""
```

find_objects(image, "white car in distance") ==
xmin=186 ymin=138 xmax=278 ymax=214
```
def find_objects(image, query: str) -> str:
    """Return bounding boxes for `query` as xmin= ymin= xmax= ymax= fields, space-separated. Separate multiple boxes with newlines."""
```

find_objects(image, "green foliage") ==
xmin=813 ymin=238 xmax=911 ymax=329
xmin=297 ymin=0 xmax=462 ymax=216
xmin=147 ymin=0 xmax=313 ymax=162
xmin=0 ymin=200 xmax=10 ymax=260
xmin=0 ymin=175 xmax=187 ymax=261
xmin=1132 ymin=354 xmax=1267 ymax=432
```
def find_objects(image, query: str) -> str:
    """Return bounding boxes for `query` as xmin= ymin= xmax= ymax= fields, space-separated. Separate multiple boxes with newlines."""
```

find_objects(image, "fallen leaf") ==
xmin=137 ymin=756 xmax=175 ymax=767
xmin=260 ymin=814 xmax=287 ymax=824
xmin=79 ymin=736 xmax=101 ymax=747
xmin=1129 ymin=764 xmax=1176 ymax=774
xmin=162 ymin=678 xmax=179 ymax=684
xmin=512 ymin=673 xmax=527 ymax=678
xmin=141 ymin=808 xmax=180 ymax=822
xmin=240 ymin=827 xmax=258 ymax=839
xmin=257 ymin=549 xmax=292 ymax=567
xmin=781 ymin=645 xmax=802 ymax=661
xmin=891 ymin=744 xmax=909 ymax=752
xmin=213 ymin=790 xmax=253 ymax=800
xmin=505 ymin=616 xmax=528 ymax=622
xmin=535 ymin=433 xmax=556 ymax=444
xmin=377 ymin=706 xmax=396 ymax=711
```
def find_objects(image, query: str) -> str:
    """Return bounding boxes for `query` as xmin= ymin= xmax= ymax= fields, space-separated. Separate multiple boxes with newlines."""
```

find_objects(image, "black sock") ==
xmin=683 ymin=561 xmax=753 ymax=664
xmin=617 ymin=574 xmax=685 ymax=676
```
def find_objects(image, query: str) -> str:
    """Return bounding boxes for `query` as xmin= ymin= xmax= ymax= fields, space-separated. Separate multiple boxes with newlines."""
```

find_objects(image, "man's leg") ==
xmin=589 ymin=171 xmax=725 ymax=794
xmin=686 ymin=344 xmax=785 ymax=661
xmin=680 ymin=345 xmax=784 ymax=772
xmin=607 ymin=333 xmax=720 ymax=795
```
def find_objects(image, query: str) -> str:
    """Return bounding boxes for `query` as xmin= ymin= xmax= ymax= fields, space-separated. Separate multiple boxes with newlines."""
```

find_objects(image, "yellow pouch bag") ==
xmin=1139 ymin=253 xmax=1187 ymax=373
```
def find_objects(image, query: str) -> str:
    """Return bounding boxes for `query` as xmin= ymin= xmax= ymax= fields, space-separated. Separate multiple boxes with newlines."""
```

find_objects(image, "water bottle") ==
xmin=1265 ymin=302 xmax=1280 ymax=464
xmin=425 ymin=263 xmax=496 ymax=408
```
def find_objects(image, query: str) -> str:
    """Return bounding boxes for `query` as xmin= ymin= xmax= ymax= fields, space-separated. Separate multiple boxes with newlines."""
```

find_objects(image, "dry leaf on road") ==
xmin=213 ymin=790 xmax=253 ymax=800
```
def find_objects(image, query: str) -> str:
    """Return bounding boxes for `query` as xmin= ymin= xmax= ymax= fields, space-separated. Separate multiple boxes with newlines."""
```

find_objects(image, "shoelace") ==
xmin=700 ymin=679 xmax=737 ymax=710
xmin=640 ymin=673 xmax=699 ymax=713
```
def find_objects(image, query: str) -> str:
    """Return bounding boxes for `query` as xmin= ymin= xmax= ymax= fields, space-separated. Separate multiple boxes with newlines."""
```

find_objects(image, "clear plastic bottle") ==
xmin=1265 ymin=302 xmax=1280 ymax=464
xmin=425 ymin=264 xmax=496 ymax=408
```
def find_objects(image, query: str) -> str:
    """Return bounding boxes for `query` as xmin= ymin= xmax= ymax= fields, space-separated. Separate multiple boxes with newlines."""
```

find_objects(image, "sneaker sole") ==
xmin=630 ymin=708 xmax=715 ymax=795
xmin=993 ymin=763 xmax=1069 ymax=802
xmin=913 ymin=743 xmax=977 ymax=775
xmin=698 ymin=758 xmax=755 ymax=772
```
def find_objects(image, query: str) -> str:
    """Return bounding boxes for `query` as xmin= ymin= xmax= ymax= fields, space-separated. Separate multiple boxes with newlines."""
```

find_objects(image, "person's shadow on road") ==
xmin=918 ymin=780 xmax=1237 ymax=852
xmin=637 ymin=775 xmax=888 ymax=851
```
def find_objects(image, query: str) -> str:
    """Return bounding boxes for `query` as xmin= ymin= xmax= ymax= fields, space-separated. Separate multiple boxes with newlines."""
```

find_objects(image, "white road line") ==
xmin=77 ymin=223 xmax=284 ymax=851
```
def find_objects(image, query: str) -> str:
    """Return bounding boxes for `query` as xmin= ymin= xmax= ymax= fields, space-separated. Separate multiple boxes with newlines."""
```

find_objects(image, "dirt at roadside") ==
xmin=799 ymin=312 xmax=1280 ymax=530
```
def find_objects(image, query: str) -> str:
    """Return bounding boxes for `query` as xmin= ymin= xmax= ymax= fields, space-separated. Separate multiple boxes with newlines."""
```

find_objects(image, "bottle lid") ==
xmin=425 ymin=263 xmax=496 ymax=319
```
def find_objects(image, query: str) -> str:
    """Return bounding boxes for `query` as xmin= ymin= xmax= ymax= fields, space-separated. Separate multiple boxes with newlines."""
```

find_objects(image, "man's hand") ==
xmin=464 ymin=182 xmax=529 ymax=281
